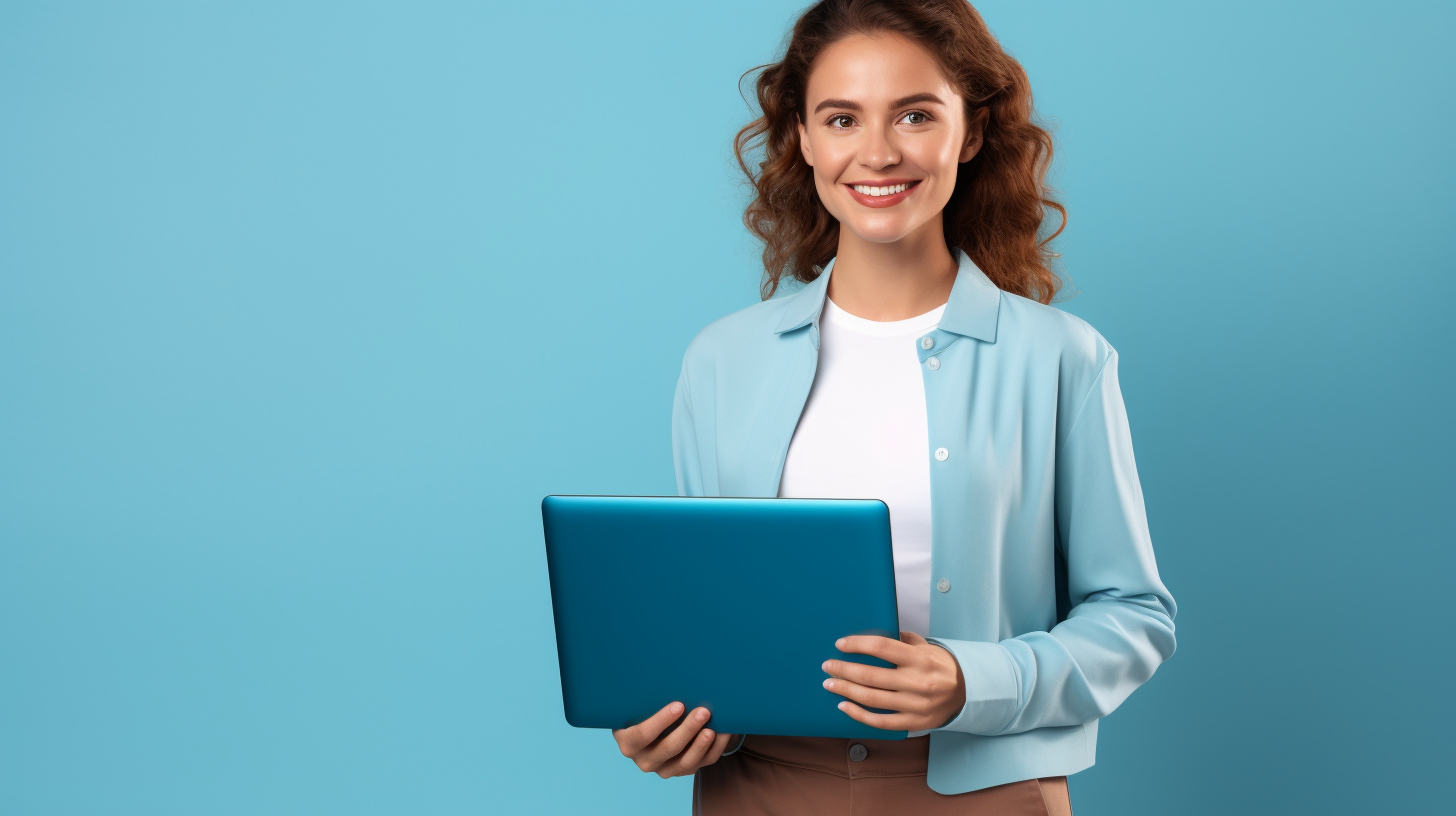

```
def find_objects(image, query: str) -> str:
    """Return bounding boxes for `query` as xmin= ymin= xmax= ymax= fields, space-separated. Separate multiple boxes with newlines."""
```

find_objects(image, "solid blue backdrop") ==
xmin=2 ymin=2 xmax=1452 ymax=813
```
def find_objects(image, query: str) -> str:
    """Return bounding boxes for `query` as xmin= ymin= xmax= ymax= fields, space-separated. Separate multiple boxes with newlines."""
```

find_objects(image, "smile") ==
xmin=844 ymin=179 xmax=921 ymax=208
xmin=852 ymin=183 xmax=913 ymax=196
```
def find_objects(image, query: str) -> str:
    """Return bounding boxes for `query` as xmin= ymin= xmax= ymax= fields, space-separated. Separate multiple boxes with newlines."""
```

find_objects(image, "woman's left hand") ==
xmin=822 ymin=631 xmax=967 ymax=731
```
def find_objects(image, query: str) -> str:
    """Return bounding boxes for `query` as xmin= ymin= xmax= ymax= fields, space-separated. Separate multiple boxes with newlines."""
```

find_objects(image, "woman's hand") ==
xmin=612 ymin=701 xmax=737 ymax=778
xmin=822 ymin=631 xmax=967 ymax=731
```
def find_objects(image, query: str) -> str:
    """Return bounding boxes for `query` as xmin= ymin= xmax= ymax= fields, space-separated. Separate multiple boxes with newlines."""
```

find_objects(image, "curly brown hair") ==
xmin=735 ymin=0 xmax=1065 ymax=302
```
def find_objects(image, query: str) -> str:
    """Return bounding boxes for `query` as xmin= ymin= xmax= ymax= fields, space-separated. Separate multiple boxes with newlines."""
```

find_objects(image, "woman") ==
xmin=613 ymin=1 xmax=1176 ymax=813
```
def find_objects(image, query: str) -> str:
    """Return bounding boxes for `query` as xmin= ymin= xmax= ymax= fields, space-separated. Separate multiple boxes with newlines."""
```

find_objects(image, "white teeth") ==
xmin=853 ymin=183 xmax=911 ymax=197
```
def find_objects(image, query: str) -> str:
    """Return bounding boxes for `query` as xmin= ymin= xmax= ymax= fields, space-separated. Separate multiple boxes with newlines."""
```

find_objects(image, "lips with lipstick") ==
xmin=845 ymin=179 xmax=921 ymax=208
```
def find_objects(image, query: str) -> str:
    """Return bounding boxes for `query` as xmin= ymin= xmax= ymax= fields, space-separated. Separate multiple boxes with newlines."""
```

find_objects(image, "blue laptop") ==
xmin=541 ymin=495 xmax=907 ymax=740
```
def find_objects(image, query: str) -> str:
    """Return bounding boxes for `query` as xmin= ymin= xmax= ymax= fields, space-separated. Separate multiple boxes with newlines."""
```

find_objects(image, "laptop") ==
xmin=541 ymin=495 xmax=907 ymax=740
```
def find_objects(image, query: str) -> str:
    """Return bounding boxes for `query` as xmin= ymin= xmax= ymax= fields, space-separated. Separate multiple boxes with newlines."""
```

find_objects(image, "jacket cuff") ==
xmin=924 ymin=637 xmax=1020 ymax=735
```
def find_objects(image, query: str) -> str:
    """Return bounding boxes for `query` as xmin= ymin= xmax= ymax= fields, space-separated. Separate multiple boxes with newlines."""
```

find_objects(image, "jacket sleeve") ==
xmin=671 ymin=365 xmax=705 ymax=498
xmin=930 ymin=352 xmax=1177 ymax=735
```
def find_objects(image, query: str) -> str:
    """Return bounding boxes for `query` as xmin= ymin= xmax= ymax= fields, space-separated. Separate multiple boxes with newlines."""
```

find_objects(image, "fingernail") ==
xmin=670 ymin=702 xmax=683 ymax=714
xmin=838 ymin=702 xmax=848 ymax=710
xmin=703 ymin=729 xmax=715 ymax=739
xmin=822 ymin=661 xmax=831 ymax=671
xmin=696 ymin=709 xmax=709 ymax=721
xmin=823 ymin=679 xmax=834 ymax=689
xmin=836 ymin=638 xmax=846 ymax=649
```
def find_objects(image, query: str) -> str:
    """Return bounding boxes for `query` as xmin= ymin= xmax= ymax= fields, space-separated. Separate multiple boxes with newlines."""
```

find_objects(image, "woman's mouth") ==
xmin=845 ymin=180 xmax=921 ymax=208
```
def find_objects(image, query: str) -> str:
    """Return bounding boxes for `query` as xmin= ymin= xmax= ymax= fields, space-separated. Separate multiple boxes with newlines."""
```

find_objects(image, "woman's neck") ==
xmin=824 ymin=216 xmax=958 ymax=322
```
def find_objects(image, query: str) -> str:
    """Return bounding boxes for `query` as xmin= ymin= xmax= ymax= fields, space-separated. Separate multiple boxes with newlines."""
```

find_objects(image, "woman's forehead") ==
xmin=806 ymin=33 xmax=958 ymax=105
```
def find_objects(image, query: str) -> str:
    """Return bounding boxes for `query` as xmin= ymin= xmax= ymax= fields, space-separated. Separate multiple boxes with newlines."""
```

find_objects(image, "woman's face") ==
xmin=798 ymin=33 xmax=983 ymax=246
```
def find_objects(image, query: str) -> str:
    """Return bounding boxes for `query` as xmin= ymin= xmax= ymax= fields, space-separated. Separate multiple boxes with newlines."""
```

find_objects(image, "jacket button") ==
xmin=934 ymin=447 xmax=948 ymax=461
xmin=937 ymin=578 xmax=951 ymax=593
xmin=920 ymin=336 xmax=934 ymax=350
xmin=849 ymin=743 xmax=869 ymax=762
xmin=927 ymin=356 xmax=940 ymax=370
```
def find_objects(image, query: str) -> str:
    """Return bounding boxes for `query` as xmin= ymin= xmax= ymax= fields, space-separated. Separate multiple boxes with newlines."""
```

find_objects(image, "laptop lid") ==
xmin=541 ymin=495 xmax=907 ymax=740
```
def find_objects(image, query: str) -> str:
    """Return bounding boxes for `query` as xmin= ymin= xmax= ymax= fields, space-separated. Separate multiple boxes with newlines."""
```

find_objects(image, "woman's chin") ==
xmin=833 ymin=204 xmax=944 ymax=246
xmin=841 ymin=220 xmax=925 ymax=246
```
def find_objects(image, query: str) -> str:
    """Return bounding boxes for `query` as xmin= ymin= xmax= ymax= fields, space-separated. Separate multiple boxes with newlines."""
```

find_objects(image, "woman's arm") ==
xmin=671 ymin=367 xmax=703 ymax=497
xmin=930 ymin=351 xmax=1177 ymax=735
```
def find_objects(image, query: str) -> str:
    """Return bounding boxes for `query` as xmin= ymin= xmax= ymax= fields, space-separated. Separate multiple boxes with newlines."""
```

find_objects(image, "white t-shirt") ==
xmin=777 ymin=297 xmax=945 ymax=638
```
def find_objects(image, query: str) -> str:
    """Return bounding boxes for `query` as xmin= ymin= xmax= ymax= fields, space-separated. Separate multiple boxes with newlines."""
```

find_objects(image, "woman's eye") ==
xmin=903 ymin=112 xmax=927 ymax=125
xmin=829 ymin=115 xmax=855 ymax=128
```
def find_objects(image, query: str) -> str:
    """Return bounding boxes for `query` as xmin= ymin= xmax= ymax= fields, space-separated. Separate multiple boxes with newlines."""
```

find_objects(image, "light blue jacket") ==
xmin=672 ymin=251 xmax=1177 ymax=794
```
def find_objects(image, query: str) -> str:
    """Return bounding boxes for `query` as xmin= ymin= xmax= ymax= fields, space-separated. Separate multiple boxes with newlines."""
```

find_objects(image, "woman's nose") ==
xmin=857 ymin=125 xmax=901 ymax=170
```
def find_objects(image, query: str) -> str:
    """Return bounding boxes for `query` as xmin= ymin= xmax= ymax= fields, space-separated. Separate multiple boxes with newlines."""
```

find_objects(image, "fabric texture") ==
xmin=778 ymin=297 xmax=946 ymax=639
xmin=671 ymin=251 xmax=1177 ymax=794
xmin=693 ymin=735 xmax=1072 ymax=816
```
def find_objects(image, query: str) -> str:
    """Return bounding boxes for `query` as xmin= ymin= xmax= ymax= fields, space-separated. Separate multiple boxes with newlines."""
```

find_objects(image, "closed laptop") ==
xmin=541 ymin=495 xmax=907 ymax=740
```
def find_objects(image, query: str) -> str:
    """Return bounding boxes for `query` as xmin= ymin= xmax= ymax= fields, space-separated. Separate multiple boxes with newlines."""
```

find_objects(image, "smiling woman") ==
xmin=736 ymin=0 xmax=1063 ymax=304
xmin=609 ymin=2 xmax=1176 ymax=814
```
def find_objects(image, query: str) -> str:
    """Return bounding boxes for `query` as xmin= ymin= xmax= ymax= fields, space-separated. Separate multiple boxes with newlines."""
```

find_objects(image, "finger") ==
xmin=642 ymin=706 xmax=710 ymax=767
xmin=837 ymin=699 xmax=921 ymax=731
xmin=615 ymin=702 xmax=685 ymax=753
xmin=661 ymin=726 xmax=716 ymax=777
xmin=836 ymin=635 xmax=919 ymax=665
xmin=822 ymin=658 xmax=902 ymax=690
xmin=700 ymin=731 xmax=734 ymax=767
xmin=900 ymin=631 xmax=929 ymax=646
xmin=824 ymin=676 xmax=923 ymax=713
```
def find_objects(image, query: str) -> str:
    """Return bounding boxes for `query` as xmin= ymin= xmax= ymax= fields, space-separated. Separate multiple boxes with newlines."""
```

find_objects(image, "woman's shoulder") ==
xmin=680 ymin=293 xmax=802 ymax=370
xmin=996 ymin=289 xmax=1116 ymax=373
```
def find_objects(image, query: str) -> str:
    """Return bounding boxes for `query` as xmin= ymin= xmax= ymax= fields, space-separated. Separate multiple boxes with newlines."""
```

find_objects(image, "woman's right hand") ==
xmin=612 ymin=701 xmax=736 ymax=778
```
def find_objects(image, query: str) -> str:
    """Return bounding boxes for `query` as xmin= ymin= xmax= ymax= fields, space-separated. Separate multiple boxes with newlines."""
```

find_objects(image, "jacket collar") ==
xmin=772 ymin=249 xmax=1000 ymax=342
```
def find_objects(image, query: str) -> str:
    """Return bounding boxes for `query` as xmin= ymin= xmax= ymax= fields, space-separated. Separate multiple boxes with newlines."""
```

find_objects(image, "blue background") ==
xmin=2 ymin=2 xmax=1452 ymax=813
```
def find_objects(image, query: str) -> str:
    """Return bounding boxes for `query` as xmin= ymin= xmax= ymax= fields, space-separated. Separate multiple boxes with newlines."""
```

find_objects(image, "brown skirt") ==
xmin=694 ymin=735 xmax=1072 ymax=816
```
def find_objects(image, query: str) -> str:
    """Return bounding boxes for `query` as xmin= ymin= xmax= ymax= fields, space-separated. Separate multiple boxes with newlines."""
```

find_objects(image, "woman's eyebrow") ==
xmin=813 ymin=98 xmax=862 ymax=113
xmin=889 ymin=92 xmax=945 ymax=109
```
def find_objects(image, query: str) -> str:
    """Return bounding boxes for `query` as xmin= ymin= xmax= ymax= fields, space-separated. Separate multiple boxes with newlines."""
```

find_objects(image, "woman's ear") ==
xmin=959 ymin=107 xmax=990 ymax=163
xmin=797 ymin=116 xmax=815 ymax=166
